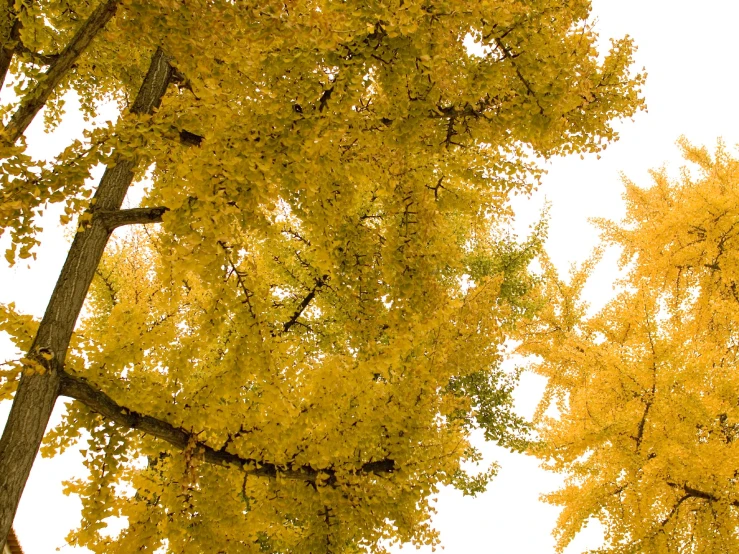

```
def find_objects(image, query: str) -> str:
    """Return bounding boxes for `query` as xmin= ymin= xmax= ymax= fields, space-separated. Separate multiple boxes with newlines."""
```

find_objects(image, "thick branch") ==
xmin=0 ymin=47 xmax=172 ymax=547
xmin=179 ymin=129 xmax=204 ymax=146
xmin=2 ymin=0 xmax=120 ymax=144
xmin=97 ymin=206 xmax=168 ymax=230
xmin=0 ymin=0 xmax=16 ymax=89
xmin=59 ymin=371 xmax=395 ymax=482
xmin=634 ymin=393 xmax=652 ymax=450
xmin=282 ymin=276 xmax=326 ymax=333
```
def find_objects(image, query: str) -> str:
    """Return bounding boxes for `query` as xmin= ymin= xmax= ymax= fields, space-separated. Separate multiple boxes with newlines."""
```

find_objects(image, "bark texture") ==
xmin=2 ymin=0 xmax=120 ymax=144
xmin=0 ymin=0 xmax=16 ymax=89
xmin=0 ymin=48 xmax=172 ymax=547
xmin=97 ymin=206 xmax=169 ymax=230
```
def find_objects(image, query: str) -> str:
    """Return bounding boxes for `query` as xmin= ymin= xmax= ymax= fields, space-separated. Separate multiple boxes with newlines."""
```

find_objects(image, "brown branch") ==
xmin=10 ymin=20 xmax=60 ymax=65
xmin=318 ymin=86 xmax=334 ymax=112
xmin=0 ymin=47 xmax=173 ymax=547
xmin=2 ymin=0 xmax=120 ymax=144
xmin=14 ymin=42 xmax=60 ymax=66
xmin=282 ymin=276 xmax=326 ymax=334
xmin=667 ymin=481 xmax=739 ymax=508
xmin=94 ymin=268 xmax=119 ymax=306
xmin=634 ymin=300 xmax=658 ymax=451
xmin=96 ymin=206 xmax=168 ymax=230
xmin=59 ymin=371 xmax=395 ymax=483
xmin=220 ymin=242 xmax=257 ymax=319
xmin=660 ymin=494 xmax=690 ymax=527
xmin=0 ymin=0 xmax=18 ymax=88
xmin=492 ymin=37 xmax=545 ymax=114
xmin=634 ymin=394 xmax=652 ymax=450
xmin=179 ymin=129 xmax=203 ymax=146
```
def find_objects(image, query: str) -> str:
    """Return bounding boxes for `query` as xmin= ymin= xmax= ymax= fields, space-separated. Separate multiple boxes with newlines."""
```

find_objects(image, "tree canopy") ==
xmin=525 ymin=140 xmax=739 ymax=553
xmin=0 ymin=0 xmax=644 ymax=551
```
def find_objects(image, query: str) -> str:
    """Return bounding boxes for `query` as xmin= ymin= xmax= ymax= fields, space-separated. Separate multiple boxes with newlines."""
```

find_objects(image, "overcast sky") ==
xmin=3 ymin=1 xmax=739 ymax=552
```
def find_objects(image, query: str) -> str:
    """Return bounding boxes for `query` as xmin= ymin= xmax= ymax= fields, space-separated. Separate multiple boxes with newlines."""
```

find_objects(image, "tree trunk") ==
xmin=3 ymin=0 xmax=121 ymax=144
xmin=0 ymin=48 xmax=172 ymax=547
xmin=0 ymin=0 xmax=16 ymax=89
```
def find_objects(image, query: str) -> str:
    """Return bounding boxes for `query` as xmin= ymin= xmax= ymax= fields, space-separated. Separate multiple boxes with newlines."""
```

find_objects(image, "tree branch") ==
xmin=13 ymin=41 xmax=60 ymax=66
xmin=634 ymin=300 xmax=658 ymax=451
xmin=220 ymin=242 xmax=257 ymax=319
xmin=96 ymin=206 xmax=168 ymax=230
xmin=59 ymin=371 xmax=395 ymax=482
xmin=667 ymin=481 xmax=739 ymax=507
xmin=179 ymin=129 xmax=203 ymax=146
xmin=282 ymin=276 xmax=326 ymax=334
xmin=491 ymin=37 xmax=545 ymax=114
xmin=0 ymin=48 xmax=173 ymax=547
xmin=0 ymin=0 xmax=18 ymax=89
xmin=2 ymin=0 xmax=120 ymax=144
xmin=9 ymin=17 xmax=61 ymax=66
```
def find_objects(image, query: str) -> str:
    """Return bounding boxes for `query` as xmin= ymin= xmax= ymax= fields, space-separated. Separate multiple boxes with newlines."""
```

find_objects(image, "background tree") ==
xmin=524 ymin=140 xmax=739 ymax=553
xmin=0 ymin=0 xmax=645 ymax=549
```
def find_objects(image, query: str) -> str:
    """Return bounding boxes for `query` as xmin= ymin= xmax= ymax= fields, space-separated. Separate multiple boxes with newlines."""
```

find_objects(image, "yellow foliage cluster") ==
xmin=525 ymin=141 xmax=739 ymax=553
xmin=39 ymin=229 xmax=522 ymax=552
xmin=0 ymin=0 xmax=645 ymax=551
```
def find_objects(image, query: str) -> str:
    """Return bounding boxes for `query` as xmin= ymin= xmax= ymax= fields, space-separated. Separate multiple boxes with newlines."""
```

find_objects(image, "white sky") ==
xmin=4 ymin=1 xmax=739 ymax=552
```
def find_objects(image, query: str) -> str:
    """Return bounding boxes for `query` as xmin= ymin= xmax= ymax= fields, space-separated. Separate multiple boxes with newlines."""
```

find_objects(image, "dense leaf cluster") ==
xmin=525 ymin=141 xmax=739 ymax=553
xmin=0 ymin=0 xmax=644 ymax=551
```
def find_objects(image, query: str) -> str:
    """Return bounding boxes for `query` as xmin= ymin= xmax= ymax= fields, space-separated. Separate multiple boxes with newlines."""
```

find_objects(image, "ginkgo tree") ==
xmin=16 ymin=225 xmax=540 ymax=552
xmin=0 ymin=0 xmax=645 ymax=550
xmin=524 ymin=140 xmax=739 ymax=553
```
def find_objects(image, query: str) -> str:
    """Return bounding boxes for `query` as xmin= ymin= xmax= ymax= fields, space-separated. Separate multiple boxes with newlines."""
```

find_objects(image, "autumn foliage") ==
xmin=0 ymin=0 xmax=644 ymax=551
xmin=525 ymin=140 xmax=739 ymax=553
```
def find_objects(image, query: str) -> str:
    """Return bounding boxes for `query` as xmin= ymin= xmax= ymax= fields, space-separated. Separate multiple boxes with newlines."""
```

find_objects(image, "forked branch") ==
xmin=2 ymin=0 xmax=120 ymax=144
